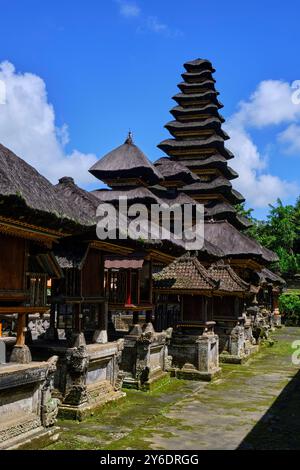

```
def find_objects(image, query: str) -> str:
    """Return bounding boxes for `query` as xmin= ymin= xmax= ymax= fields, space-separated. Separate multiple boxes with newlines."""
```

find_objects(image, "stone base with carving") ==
xmin=169 ymin=323 xmax=221 ymax=381
xmin=53 ymin=339 xmax=126 ymax=420
xmin=216 ymin=317 xmax=258 ymax=364
xmin=0 ymin=357 xmax=59 ymax=449
xmin=121 ymin=323 xmax=170 ymax=390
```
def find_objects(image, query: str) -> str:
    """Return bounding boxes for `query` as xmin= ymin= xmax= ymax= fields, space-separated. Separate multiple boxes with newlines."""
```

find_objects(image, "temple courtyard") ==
xmin=25 ymin=327 xmax=300 ymax=451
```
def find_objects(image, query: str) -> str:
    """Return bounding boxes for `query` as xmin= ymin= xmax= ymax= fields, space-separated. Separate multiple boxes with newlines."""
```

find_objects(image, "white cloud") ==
xmin=116 ymin=1 xmax=182 ymax=37
xmin=147 ymin=16 xmax=168 ymax=34
xmin=233 ymin=80 xmax=300 ymax=128
xmin=278 ymin=123 xmax=300 ymax=154
xmin=117 ymin=1 xmax=140 ymax=18
xmin=0 ymin=61 xmax=97 ymax=185
xmin=225 ymin=79 xmax=299 ymax=208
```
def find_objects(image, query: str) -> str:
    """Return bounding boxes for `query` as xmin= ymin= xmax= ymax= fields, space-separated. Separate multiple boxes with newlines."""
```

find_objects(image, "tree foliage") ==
xmin=279 ymin=293 xmax=300 ymax=325
xmin=237 ymin=198 xmax=300 ymax=277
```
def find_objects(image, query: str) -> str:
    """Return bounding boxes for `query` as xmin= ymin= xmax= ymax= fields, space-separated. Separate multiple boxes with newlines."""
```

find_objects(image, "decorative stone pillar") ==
xmin=41 ymin=356 xmax=60 ymax=427
xmin=121 ymin=321 xmax=168 ymax=390
xmin=229 ymin=318 xmax=246 ymax=358
xmin=63 ymin=345 xmax=89 ymax=408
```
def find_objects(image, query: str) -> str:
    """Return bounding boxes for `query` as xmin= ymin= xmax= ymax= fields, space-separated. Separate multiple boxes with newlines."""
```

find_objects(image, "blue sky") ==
xmin=0 ymin=0 xmax=300 ymax=219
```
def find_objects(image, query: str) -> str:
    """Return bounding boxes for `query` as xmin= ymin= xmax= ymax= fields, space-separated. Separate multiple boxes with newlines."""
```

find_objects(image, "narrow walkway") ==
xmin=41 ymin=327 xmax=300 ymax=450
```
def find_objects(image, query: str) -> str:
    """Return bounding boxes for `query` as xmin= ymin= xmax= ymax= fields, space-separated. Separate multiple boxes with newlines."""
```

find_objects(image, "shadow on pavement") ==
xmin=238 ymin=369 xmax=300 ymax=450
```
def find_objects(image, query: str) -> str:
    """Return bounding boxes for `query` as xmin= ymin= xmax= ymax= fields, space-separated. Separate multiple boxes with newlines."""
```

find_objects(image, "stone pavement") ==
xmin=35 ymin=327 xmax=300 ymax=450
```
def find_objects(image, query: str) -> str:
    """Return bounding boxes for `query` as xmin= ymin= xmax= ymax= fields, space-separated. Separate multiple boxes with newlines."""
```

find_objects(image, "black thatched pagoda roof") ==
xmin=182 ymin=71 xmax=216 ymax=83
xmin=91 ymin=187 xmax=165 ymax=205
xmin=204 ymin=201 xmax=252 ymax=230
xmin=178 ymin=80 xmax=216 ymax=93
xmin=156 ymin=58 xmax=248 ymax=230
xmin=89 ymin=133 xmax=163 ymax=187
xmin=175 ymin=155 xmax=237 ymax=179
xmin=158 ymin=137 xmax=234 ymax=160
xmin=179 ymin=177 xmax=245 ymax=205
xmin=170 ymin=104 xmax=225 ymax=122
xmin=184 ymin=58 xmax=215 ymax=73
xmin=161 ymin=192 xmax=198 ymax=206
xmin=0 ymin=143 xmax=92 ymax=230
xmin=154 ymin=157 xmax=199 ymax=185
xmin=165 ymin=118 xmax=229 ymax=140
xmin=172 ymin=92 xmax=223 ymax=109
xmin=204 ymin=221 xmax=278 ymax=263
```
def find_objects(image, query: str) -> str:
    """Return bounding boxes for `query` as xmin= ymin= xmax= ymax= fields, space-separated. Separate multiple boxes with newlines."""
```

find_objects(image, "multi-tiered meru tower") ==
xmin=158 ymin=58 xmax=251 ymax=230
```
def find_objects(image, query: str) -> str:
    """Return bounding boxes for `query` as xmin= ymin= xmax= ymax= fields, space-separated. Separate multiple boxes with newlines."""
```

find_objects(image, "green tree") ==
xmin=237 ymin=199 xmax=300 ymax=278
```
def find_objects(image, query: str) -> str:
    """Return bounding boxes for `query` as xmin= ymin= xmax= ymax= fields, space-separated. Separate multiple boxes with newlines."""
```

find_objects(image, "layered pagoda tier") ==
xmin=158 ymin=58 xmax=250 ymax=230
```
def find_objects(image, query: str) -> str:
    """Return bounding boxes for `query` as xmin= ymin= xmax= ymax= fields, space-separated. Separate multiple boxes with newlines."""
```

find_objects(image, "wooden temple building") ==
xmin=0 ymin=57 xmax=286 ymax=448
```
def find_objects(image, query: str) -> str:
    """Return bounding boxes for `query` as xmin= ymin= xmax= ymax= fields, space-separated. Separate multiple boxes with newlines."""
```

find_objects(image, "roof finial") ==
xmin=125 ymin=130 xmax=133 ymax=145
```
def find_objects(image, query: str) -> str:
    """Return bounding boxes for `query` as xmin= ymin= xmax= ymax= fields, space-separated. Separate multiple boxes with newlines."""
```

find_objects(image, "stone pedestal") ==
xmin=229 ymin=321 xmax=245 ymax=357
xmin=0 ymin=357 xmax=60 ymax=449
xmin=218 ymin=316 xmax=255 ymax=364
xmin=170 ymin=323 xmax=221 ymax=381
xmin=10 ymin=344 xmax=32 ymax=364
xmin=57 ymin=339 xmax=125 ymax=420
xmin=121 ymin=323 xmax=169 ymax=390
xmin=93 ymin=329 xmax=108 ymax=344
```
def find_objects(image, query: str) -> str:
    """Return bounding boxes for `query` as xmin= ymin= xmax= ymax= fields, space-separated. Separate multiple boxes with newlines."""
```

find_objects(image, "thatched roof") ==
xmin=182 ymin=71 xmax=216 ymax=83
xmin=173 ymin=93 xmax=223 ymax=110
xmin=257 ymin=268 xmax=286 ymax=286
xmin=55 ymin=177 xmax=101 ymax=223
xmin=153 ymin=253 xmax=216 ymax=292
xmin=0 ymin=143 xmax=90 ymax=229
xmin=89 ymin=134 xmax=163 ymax=186
xmin=204 ymin=201 xmax=252 ymax=230
xmin=178 ymin=80 xmax=216 ymax=93
xmin=165 ymin=118 xmax=229 ymax=141
xmin=184 ymin=58 xmax=215 ymax=73
xmin=161 ymin=192 xmax=198 ymax=206
xmin=91 ymin=187 xmax=165 ymax=205
xmin=54 ymin=243 xmax=89 ymax=269
xmin=181 ymin=176 xmax=232 ymax=192
xmin=179 ymin=177 xmax=245 ymax=205
xmin=175 ymin=155 xmax=237 ymax=179
xmin=170 ymin=104 xmax=225 ymax=122
xmin=204 ymin=221 xmax=278 ymax=262
xmin=158 ymin=137 xmax=234 ymax=161
xmin=154 ymin=157 xmax=199 ymax=184
xmin=208 ymin=262 xmax=249 ymax=293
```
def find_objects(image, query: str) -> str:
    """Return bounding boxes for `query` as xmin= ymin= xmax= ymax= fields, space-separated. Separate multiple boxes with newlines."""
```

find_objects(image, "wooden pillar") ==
xmin=16 ymin=313 xmax=26 ymax=346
